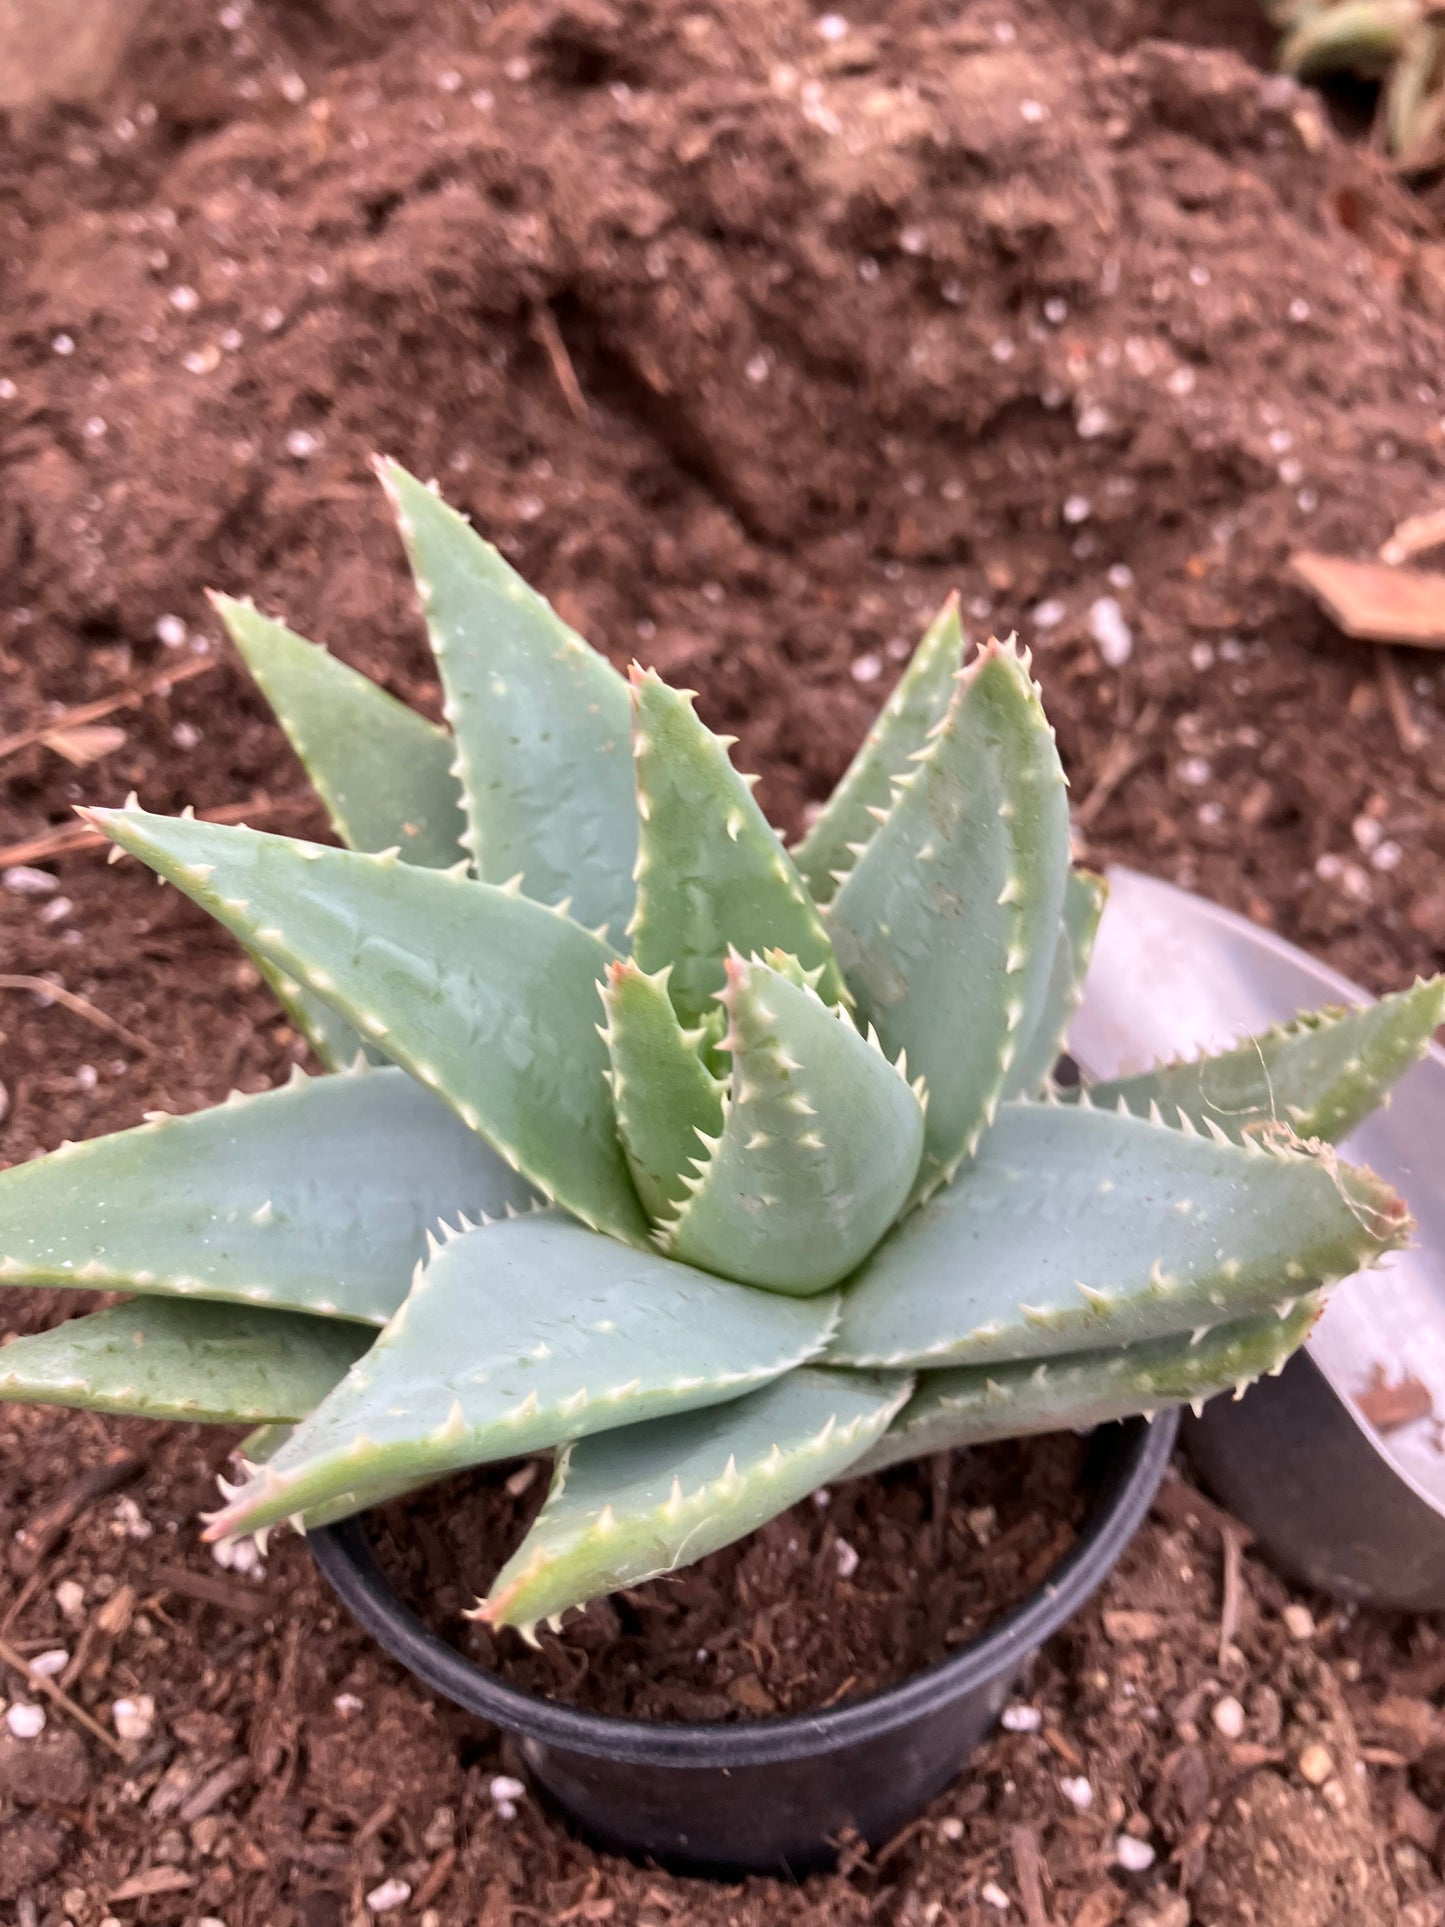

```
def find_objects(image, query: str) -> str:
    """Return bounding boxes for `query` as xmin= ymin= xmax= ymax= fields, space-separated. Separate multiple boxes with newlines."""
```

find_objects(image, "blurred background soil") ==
xmin=2 ymin=1 xmax=1444 ymax=1922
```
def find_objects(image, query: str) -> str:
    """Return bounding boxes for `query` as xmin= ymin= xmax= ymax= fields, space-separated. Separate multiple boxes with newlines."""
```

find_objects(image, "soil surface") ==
xmin=2 ymin=0 xmax=1445 ymax=1922
xmin=378 ymin=1437 xmax=1088 ymax=1720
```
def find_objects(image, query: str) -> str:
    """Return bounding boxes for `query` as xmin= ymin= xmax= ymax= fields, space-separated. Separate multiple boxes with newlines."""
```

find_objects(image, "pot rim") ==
xmin=309 ymin=1411 xmax=1177 ymax=1767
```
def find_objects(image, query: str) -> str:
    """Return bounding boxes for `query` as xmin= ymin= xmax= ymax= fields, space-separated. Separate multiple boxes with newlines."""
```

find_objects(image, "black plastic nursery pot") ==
xmin=308 ymin=1410 xmax=1177 ymax=1877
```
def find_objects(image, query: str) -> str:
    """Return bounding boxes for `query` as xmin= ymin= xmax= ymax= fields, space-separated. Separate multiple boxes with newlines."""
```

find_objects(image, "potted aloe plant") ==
xmin=0 ymin=462 xmax=1437 ymax=1872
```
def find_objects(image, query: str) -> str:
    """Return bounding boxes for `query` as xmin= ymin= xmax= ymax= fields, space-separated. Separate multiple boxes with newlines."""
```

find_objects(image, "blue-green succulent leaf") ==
xmin=0 ymin=1066 xmax=536 ymax=1322
xmin=0 ymin=1299 xmax=369 ymax=1424
xmin=378 ymin=461 xmax=636 ymax=946
xmin=828 ymin=638 xmax=1071 ymax=1198
xmin=600 ymin=959 xmax=725 ymax=1220
xmin=250 ymin=952 xmax=382 ymax=1074
xmin=793 ymin=596 xmax=964 ymax=905
xmin=657 ymin=956 xmax=926 ymax=1294
xmin=828 ymin=1099 xmax=1409 ymax=1369
xmin=1003 ymin=869 xmax=1107 ymax=1100
xmin=1081 ymin=975 xmax=1445 ymax=1146
xmin=854 ymin=1300 xmax=1320 ymax=1474
xmin=85 ymin=807 xmax=648 ymax=1245
xmin=216 ymin=594 xmax=468 ymax=870
xmin=203 ymin=1212 xmax=840 ymax=1540
xmin=629 ymin=666 xmax=848 ymax=1026
xmin=483 ymin=1365 xmax=911 ymax=1629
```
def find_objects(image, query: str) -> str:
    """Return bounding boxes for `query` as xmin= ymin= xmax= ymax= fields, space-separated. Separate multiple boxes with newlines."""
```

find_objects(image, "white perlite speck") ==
xmin=1115 ymin=1834 xmax=1156 ymax=1873
xmin=1060 ymin=1775 xmax=1093 ymax=1811
xmin=1212 ymin=1695 xmax=1246 ymax=1739
xmin=6 ymin=1702 xmax=46 ymax=1739
xmin=1000 ymin=1703 xmax=1041 ymax=1733
xmin=3 ymin=865 xmax=59 ymax=896
xmin=1031 ymin=598 xmax=1066 ymax=631
xmin=1087 ymin=596 xmax=1133 ymax=667
xmin=365 ymin=1879 xmax=412 ymax=1913
xmin=112 ymin=1694 xmax=156 ymax=1742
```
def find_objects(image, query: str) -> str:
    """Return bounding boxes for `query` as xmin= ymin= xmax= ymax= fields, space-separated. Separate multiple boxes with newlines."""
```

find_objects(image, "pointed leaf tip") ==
xmin=381 ymin=462 xmax=637 ymax=946
xmin=630 ymin=668 xmax=847 ymax=1025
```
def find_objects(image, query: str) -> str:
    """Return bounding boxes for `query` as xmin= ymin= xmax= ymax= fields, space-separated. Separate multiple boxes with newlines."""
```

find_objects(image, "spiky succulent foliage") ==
xmin=0 ymin=463 xmax=1433 ymax=1638
xmin=1267 ymin=0 xmax=1445 ymax=164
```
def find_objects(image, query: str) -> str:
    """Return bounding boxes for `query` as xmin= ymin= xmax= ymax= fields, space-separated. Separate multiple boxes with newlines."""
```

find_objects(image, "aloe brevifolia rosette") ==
xmin=0 ymin=462 xmax=1435 ymax=1639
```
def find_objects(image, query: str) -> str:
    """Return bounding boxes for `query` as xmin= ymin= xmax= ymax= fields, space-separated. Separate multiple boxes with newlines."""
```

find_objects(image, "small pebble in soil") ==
xmin=1212 ymin=1694 xmax=1245 ymax=1739
xmin=1063 ymin=494 xmax=1091 ymax=524
xmin=1282 ymin=1604 xmax=1315 ymax=1642
xmin=155 ymin=613 xmax=188 ymax=647
xmin=1032 ymin=598 xmax=1066 ymax=630
xmin=939 ymin=1816 xmax=965 ymax=1840
xmin=1297 ymin=1742 xmax=1333 ymax=1786
xmin=333 ymin=1692 xmax=364 ymax=1716
xmin=1076 ymin=403 xmax=1112 ymax=439
xmin=5 ymin=1701 xmax=46 ymax=1739
xmin=285 ymin=427 xmax=320 ymax=459
xmin=55 ymin=1579 xmax=85 ymax=1620
xmin=1115 ymin=1834 xmax=1156 ymax=1873
xmin=834 ymin=1537 xmax=860 ymax=1579
xmin=1001 ymin=1703 xmax=1042 ymax=1733
xmin=1060 ymin=1776 xmax=1093 ymax=1811
xmin=980 ymin=1881 xmax=1011 ymax=1911
xmin=366 ymin=1878 xmax=412 ymax=1913
xmin=850 ymin=653 xmax=882 ymax=685
xmin=29 ymin=1650 xmax=68 ymax=1679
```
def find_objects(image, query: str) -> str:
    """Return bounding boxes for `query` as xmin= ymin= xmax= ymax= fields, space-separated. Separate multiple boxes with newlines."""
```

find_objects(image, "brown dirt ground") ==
xmin=2 ymin=0 xmax=1445 ymax=1921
